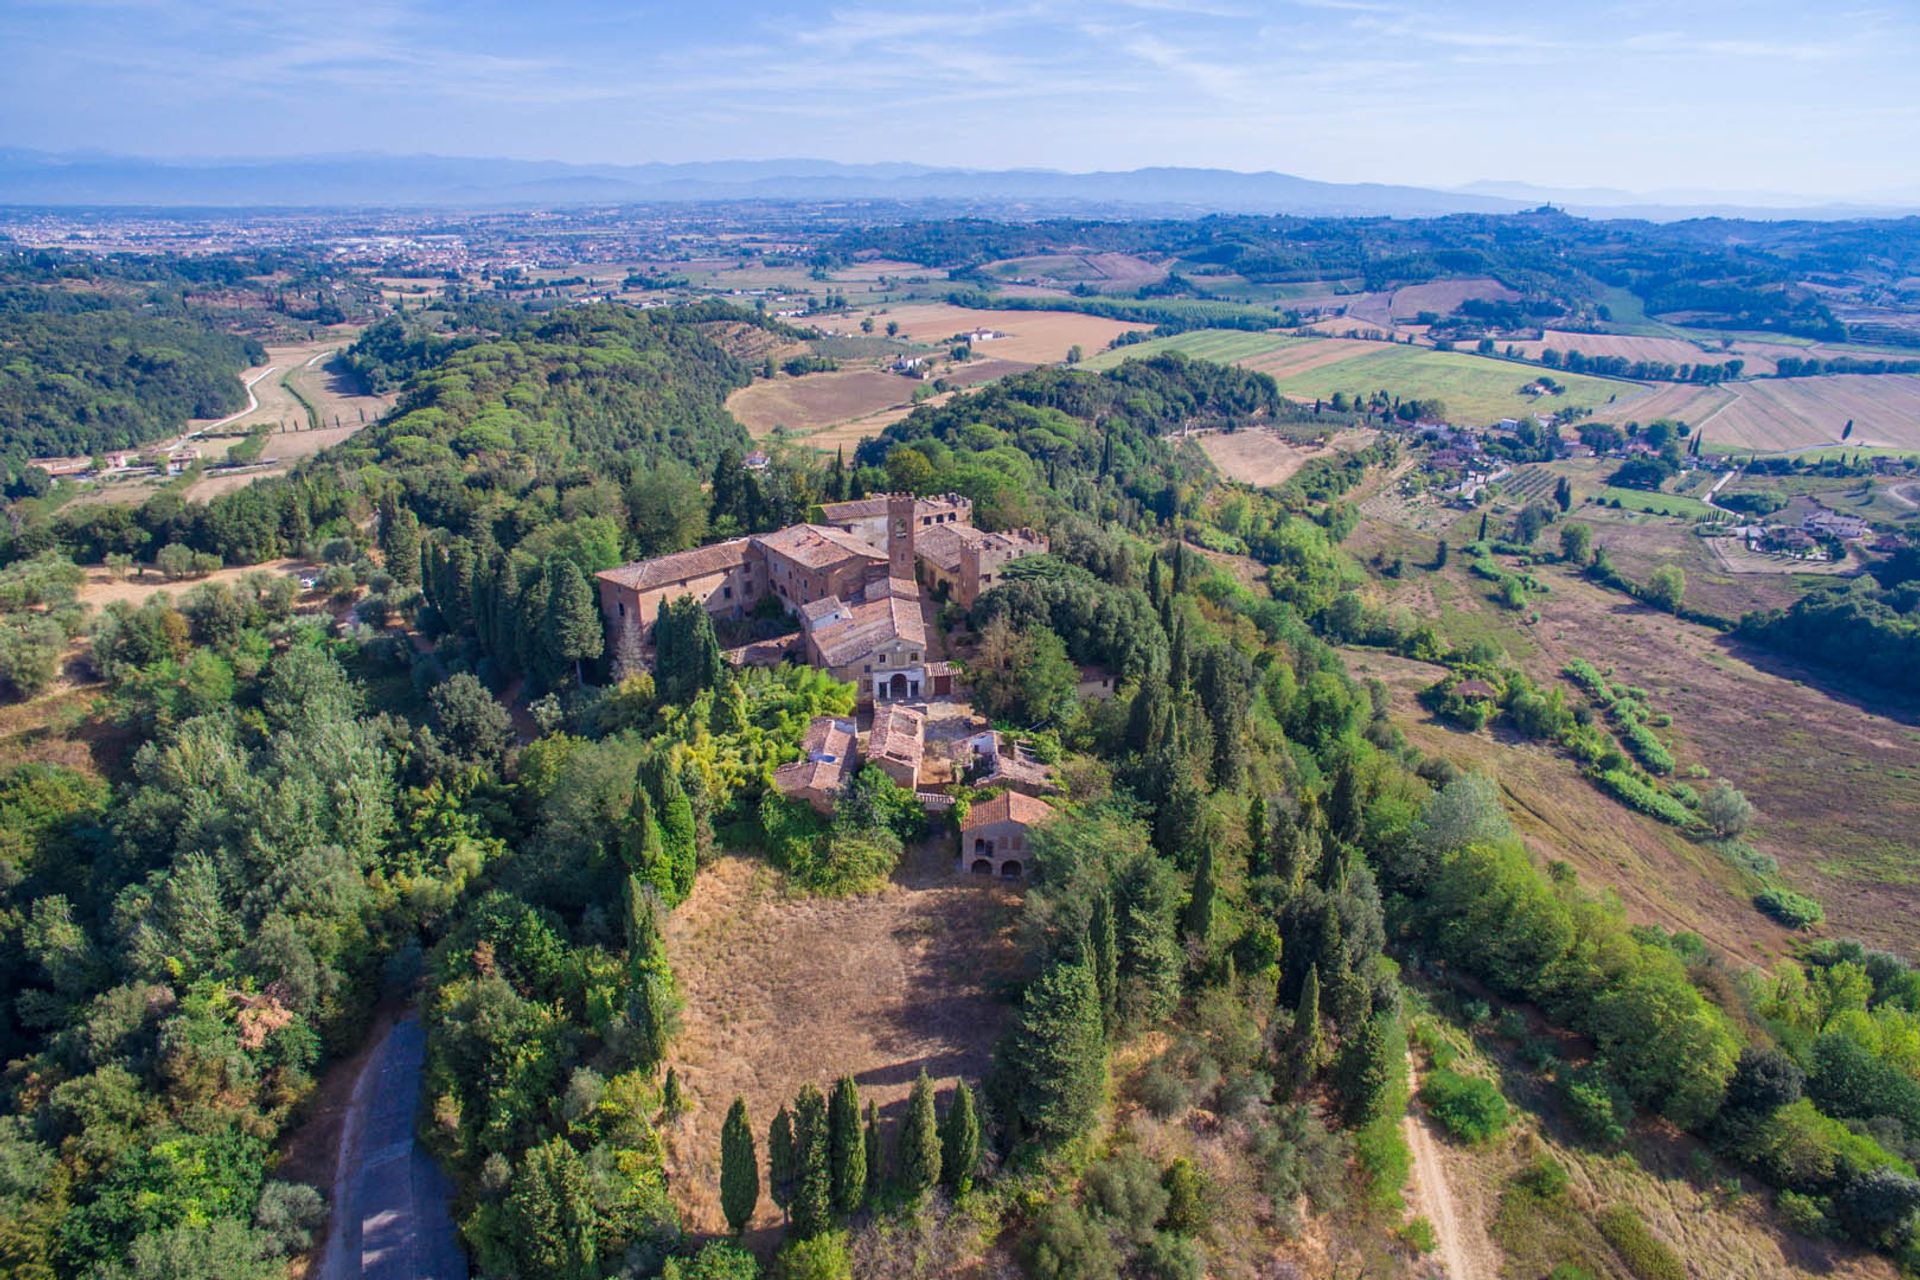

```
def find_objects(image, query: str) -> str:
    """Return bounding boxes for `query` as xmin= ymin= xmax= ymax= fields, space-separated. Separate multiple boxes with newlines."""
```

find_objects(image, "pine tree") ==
xmin=721 ymin=1097 xmax=759 ymax=1234
xmin=898 ymin=1071 xmax=941 ymax=1198
xmin=1292 ymin=962 xmax=1326 ymax=1086
xmin=939 ymin=1081 xmax=980 ymax=1195
xmin=827 ymin=1075 xmax=866 ymax=1218
xmin=768 ymin=1105 xmax=797 ymax=1222
xmin=1090 ymin=890 xmax=1119 ymax=1034
xmin=790 ymin=1084 xmax=832 ymax=1239
xmin=862 ymin=1100 xmax=884 ymax=1202
xmin=655 ymin=759 xmax=699 ymax=903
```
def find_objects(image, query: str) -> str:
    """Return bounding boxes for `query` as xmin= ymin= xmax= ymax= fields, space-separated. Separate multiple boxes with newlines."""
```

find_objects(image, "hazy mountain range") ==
xmin=1 ymin=149 xmax=1912 ymax=221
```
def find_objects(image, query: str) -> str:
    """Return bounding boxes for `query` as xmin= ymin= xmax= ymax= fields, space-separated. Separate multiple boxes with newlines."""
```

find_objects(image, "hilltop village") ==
xmin=594 ymin=492 xmax=1058 ymax=873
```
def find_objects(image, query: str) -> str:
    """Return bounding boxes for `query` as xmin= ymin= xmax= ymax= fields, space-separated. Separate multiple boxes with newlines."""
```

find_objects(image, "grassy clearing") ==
xmin=1594 ymin=487 xmax=1714 ymax=518
xmin=1079 ymin=329 xmax=1305 ymax=371
xmin=1261 ymin=344 xmax=1648 ymax=425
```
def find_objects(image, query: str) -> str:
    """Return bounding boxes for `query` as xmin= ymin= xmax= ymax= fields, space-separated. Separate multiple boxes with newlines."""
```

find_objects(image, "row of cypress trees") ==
xmin=717 ymin=1070 xmax=981 ymax=1237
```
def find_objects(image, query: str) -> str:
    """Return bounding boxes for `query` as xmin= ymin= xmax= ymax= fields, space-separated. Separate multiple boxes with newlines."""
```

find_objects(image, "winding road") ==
xmin=1403 ymin=1054 xmax=1494 ymax=1278
xmin=316 ymin=1011 xmax=467 ymax=1280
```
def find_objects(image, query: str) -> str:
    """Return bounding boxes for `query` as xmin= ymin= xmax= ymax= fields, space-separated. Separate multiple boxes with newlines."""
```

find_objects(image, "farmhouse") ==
xmin=1803 ymin=509 xmax=1870 ymax=541
xmin=772 ymin=716 xmax=857 ymax=812
xmin=959 ymin=790 xmax=1059 ymax=879
xmin=865 ymin=704 xmax=925 ymax=790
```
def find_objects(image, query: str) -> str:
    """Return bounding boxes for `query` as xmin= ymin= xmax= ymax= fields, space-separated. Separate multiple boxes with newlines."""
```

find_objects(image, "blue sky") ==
xmin=3 ymin=0 xmax=1915 ymax=199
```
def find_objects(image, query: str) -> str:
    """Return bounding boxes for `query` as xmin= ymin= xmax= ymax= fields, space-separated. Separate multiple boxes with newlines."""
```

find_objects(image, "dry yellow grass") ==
xmin=861 ymin=302 xmax=1147 ymax=364
xmin=1198 ymin=425 xmax=1375 ymax=488
xmin=660 ymin=845 xmax=1020 ymax=1235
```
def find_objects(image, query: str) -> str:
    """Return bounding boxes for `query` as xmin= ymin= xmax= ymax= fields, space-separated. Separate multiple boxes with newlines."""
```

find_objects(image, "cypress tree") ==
xmin=656 ymin=760 xmax=699 ymax=903
xmin=662 ymin=1065 xmax=685 ymax=1116
xmin=720 ymin=1097 xmax=759 ymax=1234
xmin=1247 ymin=793 xmax=1268 ymax=871
xmin=546 ymin=558 xmax=604 ymax=686
xmin=1293 ymin=962 xmax=1325 ymax=1085
xmin=1327 ymin=756 xmax=1364 ymax=846
xmin=1090 ymin=891 xmax=1119 ymax=1034
xmin=899 ymin=1071 xmax=941 ymax=1198
xmin=790 ymin=1084 xmax=832 ymax=1239
xmin=827 ymin=1075 xmax=866 ymax=1218
xmin=862 ymin=1100 xmax=884 ymax=1202
xmin=621 ymin=875 xmax=676 ymax=1070
xmin=939 ymin=1081 xmax=980 ymax=1195
xmin=768 ymin=1105 xmax=796 ymax=1222
xmin=382 ymin=502 xmax=421 ymax=587
xmin=996 ymin=960 xmax=1107 ymax=1146
xmin=623 ymin=778 xmax=673 ymax=903
xmin=1337 ymin=1008 xmax=1405 ymax=1127
xmin=1183 ymin=839 xmax=1217 ymax=955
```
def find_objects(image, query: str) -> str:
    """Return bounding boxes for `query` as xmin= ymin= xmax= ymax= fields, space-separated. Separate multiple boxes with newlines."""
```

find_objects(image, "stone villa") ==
xmin=595 ymin=492 xmax=1047 ymax=704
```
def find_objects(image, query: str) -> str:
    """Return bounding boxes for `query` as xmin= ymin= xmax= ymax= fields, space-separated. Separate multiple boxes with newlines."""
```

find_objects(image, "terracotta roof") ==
xmin=867 ymin=704 xmax=925 ymax=773
xmin=772 ymin=716 xmax=856 ymax=797
xmin=916 ymin=523 xmax=1047 ymax=574
xmin=961 ymin=790 xmax=1059 ymax=831
xmin=808 ymin=585 xmax=928 ymax=668
xmin=819 ymin=493 xmax=971 ymax=523
xmin=754 ymin=524 xmax=886 ymax=571
xmin=597 ymin=539 xmax=751 ymax=592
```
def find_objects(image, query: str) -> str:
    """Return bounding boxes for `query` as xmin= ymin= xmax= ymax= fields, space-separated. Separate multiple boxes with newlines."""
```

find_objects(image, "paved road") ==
xmin=318 ymin=1012 xmax=467 ymax=1280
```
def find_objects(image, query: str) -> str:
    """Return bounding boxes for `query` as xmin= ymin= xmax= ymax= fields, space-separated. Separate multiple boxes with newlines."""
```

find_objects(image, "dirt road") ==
xmin=1403 ymin=1055 xmax=1496 ymax=1278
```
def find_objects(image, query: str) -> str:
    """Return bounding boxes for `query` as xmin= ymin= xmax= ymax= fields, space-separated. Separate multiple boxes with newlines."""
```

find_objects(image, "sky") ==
xmin=2 ymin=0 xmax=1916 ymax=201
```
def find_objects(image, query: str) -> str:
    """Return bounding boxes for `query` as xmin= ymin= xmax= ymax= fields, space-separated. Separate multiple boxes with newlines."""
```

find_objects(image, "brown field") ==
xmin=1570 ymin=510 xmax=1843 ymax=617
xmin=1509 ymin=330 xmax=1778 ymax=375
xmin=660 ymin=847 xmax=1020 ymax=1235
xmin=1239 ymin=336 xmax=1383 ymax=379
xmin=857 ymin=302 xmax=1147 ymax=364
xmin=1591 ymin=375 xmax=1920 ymax=451
xmin=74 ymin=557 xmax=318 ymax=611
xmin=1294 ymin=315 xmax=1402 ymax=340
xmin=801 ymin=399 xmax=945 ymax=453
xmin=1386 ymin=276 xmax=1520 ymax=319
xmin=727 ymin=370 xmax=919 ymax=437
xmin=1347 ymin=520 xmax=1920 ymax=956
xmin=1199 ymin=425 xmax=1376 ymax=487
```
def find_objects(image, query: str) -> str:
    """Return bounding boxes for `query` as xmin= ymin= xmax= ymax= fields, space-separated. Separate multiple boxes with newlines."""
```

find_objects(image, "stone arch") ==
xmin=970 ymin=858 xmax=994 ymax=875
xmin=999 ymin=860 xmax=1023 ymax=879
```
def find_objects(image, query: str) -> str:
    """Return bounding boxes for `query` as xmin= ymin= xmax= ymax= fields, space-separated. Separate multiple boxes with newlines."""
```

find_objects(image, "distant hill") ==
xmin=0 ymin=149 xmax=1530 ymax=216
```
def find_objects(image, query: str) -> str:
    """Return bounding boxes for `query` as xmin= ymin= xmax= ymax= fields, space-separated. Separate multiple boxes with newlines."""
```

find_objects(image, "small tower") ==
xmin=887 ymin=492 xmax=915 ymax=582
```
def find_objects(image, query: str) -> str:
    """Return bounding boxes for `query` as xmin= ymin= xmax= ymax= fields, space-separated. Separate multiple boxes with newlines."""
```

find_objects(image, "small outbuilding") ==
xmin=959 ymin=790 xmax=1058 ymax=880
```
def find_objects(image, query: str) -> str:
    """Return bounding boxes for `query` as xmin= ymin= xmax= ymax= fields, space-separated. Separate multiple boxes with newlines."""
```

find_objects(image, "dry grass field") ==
xmin=727 ymin=370 xmax=920 ymax=437
xmin=1199 ymin=425 xmax=1375 ymax=487
xmin=1385 ymin=276 xmax=1520 ymax=319
xmin=858 ymin=302 xmax=1147 ymax=363
xmin=1346 ymin=522 xmax=1920 ymax=956
xmin=660 ymin=847 xmax=1020 ymax=1235
xmin=1508 ymin=330 xmax=1777 ymax=375
xmin=1239 ymin=336 xmax=1385 ymax=378
xmin=1590 ymin=375 xmax=1920 ymax=451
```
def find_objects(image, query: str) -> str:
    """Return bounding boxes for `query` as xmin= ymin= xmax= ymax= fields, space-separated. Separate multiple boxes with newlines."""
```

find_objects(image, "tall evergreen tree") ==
xmin=381 ymin=501 xmax=422 ymax=587
xmin=622 ymin=875 xmax=677 ymax=1069
xmin=545 ymin=558 xmax=604 ymax=686
xmin=1337 ymin=1008 xmax=1405 ymax=1127
xmin=939 ymin=1081 xmax=980 ymax=1195
xmin=1327 ymin=756 xmax=1365 ymax=846
xmin=654 ymin=758 xmax=699 ymax=902
xmin=995 ymin=960 xmax=1107 ymax=1146
xmin=768 ymin=1105 xmax=797 ymax=1222
xmin=899 ymin=1071 xmax=942 ymax=1198
xmin=721 ymin=1097 xmax=759 ymax=1234
xmin=1090 ymin=890 xmax=1119 ymax=1034
xmin=1292 ymin=962 xmax=1325 ymax=1086
xmin=1247 ymin=793 xmax=1268 ymax=873
xmin=790 ymin=1084 xmax=832 ymax=1239
xmin=1183 ymin=839 xmax=1217 ymax=955
xmin=827 ymin=1075 xmax=866 ymax=1218
xmin=622 ymin=778 xmax=673 ymax=903
xmin=862 ymin=1100 xmax=884 ymax=1202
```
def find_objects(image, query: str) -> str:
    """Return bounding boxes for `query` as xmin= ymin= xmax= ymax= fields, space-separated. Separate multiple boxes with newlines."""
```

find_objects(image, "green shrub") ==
xmin=1596 ymin=1205 xmax=1685 ymax=1280
xmin=1398 ymin=1216 xmax=1437 ymax=1254
xmin=1755 ymin=887 xmax=1824 ymax=928
xmin=1421 ymin=1069 xmax=1510 ymax=1144
xmin=1517 ymin=1154 xmax=1570 ymax=1199
xmin=1560 ymin=1065 xmax=1631 ymax=1148
xmin=1354 ymin=1113 xmax=1413 ymax=1213
xmin=1595 ymin=769 xmax=1695 ymax=827
xmin=775 ymin=1231 xmax=851 ymax=1280
xmin=1775 ymin=1190 xmax=1832 ymax=1239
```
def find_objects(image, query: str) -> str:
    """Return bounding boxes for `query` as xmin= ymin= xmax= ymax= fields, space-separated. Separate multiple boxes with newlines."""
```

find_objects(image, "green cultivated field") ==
xmin=1263 ymin=344 xmax=1647 ymax=425
xmin=1081 ymin=329 xmax=1305 ymax=371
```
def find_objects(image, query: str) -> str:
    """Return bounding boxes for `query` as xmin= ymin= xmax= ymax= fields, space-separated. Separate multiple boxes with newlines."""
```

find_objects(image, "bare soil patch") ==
xmin=859 ymin=302 xmax=1147 ymax=364
xmin=1199 ymin=425 xmax=1375 ymax=488
xmin=728 ymin=370 xmax=918 ymax=437
xmin=661 ymin=845 xmax=1021 ymax=1233
xmin=75 ymin=557 xmax=317 ymax=611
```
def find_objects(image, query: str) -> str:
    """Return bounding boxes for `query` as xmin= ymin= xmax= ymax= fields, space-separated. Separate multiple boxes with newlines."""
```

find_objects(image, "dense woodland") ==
xmin=0 ymin=280 xmax=1918 ymax=1279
